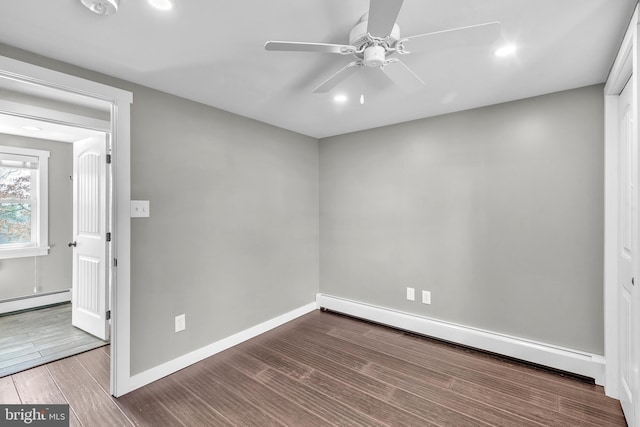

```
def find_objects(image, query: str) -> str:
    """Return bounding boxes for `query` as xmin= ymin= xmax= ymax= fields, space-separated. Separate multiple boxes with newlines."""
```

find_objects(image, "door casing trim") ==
xmin=604 ymin=5 xmax=638 ymax=402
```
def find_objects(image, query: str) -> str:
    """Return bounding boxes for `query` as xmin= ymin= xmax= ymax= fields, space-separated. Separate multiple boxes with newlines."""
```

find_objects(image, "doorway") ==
xmin=0 ymin=120 xmax=111 ymax=376
xmin=0 ymin=54 xmax=133 ymax=396
xmin=604 ymin=7 xmax=639 ymax=427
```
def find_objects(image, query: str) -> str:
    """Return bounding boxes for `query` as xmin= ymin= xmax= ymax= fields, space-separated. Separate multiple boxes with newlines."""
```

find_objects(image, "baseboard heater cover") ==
xmin=317 ymin=294 xmax=606 ymax=385
xmin=0 ymin=290 xmax=71 ymax=315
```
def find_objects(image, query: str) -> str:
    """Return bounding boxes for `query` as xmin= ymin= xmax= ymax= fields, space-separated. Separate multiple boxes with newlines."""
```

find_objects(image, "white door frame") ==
xmin=605 ymin=6 xmax=638 ymax=402
xmin=0 ymin=55 xmax=133 ymax=397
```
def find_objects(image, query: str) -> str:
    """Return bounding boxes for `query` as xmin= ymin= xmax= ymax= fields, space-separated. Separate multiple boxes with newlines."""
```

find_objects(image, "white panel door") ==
xmin=71 ymin=135 xmax=109 ymax=340
xmin=619 ymin=75 xmax=637 ymax=425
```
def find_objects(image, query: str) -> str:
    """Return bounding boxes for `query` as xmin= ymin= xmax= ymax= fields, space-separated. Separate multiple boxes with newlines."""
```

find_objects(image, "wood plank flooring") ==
xmin=0 ymin=310 xmax=626 ymax=426
xmin=0 ymin=303 xmax=108 ymax=377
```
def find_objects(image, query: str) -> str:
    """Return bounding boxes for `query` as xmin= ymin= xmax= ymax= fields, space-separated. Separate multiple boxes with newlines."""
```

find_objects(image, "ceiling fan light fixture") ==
xmin=80 ymin=0 xmax=119 ymax=15
xmin=495 ymin=44 xmax=517 ymax=57
xmin=364 ymin=46 xmax=386 ymax=68
xmin=148 ymin=0 xmax=174 ymax=11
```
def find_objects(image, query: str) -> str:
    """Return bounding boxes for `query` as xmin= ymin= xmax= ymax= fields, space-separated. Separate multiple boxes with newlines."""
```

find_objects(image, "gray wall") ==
xmin=320 ymin=85 xmax=605 ymax=355
xmin=0 ymin=134 xmax=72 ymax=300
xmin=0 ymin=44 xmax=319 ymax=374
xmin=129 ymin=90 xmax=319 ymax=372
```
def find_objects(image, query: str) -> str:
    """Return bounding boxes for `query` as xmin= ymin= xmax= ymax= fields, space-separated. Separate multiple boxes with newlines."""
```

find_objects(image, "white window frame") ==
xmin=0 ymin=145 xmax=50 ymax=259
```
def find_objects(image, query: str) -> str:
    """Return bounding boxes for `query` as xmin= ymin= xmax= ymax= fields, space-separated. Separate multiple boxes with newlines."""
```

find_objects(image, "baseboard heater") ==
xmin=316 ymin=294 xmax=606 ymax=385
xmin=0 ymin=290 xmax=71 ymax=315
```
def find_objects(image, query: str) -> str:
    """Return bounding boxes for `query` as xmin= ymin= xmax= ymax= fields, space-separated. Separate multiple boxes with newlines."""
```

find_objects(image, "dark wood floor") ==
xmin=0 ymin=310 xmax=626 ymax=426
xmin=0 ymin=303 xmax=108 ymax=377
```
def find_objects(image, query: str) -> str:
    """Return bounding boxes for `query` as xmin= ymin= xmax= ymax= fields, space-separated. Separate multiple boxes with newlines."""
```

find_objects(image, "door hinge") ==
xmin=113 ymin=258 xmax=118 ymax=267
xmin=106 ymin=232 xmax=111 ymax=242
xmin=106 ymin=154 xmax=112 ymax=164
xmin=106 ymin=310 xmax=111 ymax=320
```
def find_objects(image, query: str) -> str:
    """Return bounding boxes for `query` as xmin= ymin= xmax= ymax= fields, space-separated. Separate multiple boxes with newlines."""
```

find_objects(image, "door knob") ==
xmin=68 ymin=241 xmax=77 ymax=247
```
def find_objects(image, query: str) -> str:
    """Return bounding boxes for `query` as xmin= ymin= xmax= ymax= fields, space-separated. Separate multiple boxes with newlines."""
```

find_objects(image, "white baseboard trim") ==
xmin=125 ymin=301 xmax=317 ymax=394
xmin=317 ymin=294 xmax=606 ymax=385
xmin=0 ymin=290 xmax=71 ymax=314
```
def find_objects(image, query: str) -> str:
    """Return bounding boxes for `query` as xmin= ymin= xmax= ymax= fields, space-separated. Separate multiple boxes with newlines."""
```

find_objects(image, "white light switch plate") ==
xmin=130 ymin=200 xmax=150 ymax=218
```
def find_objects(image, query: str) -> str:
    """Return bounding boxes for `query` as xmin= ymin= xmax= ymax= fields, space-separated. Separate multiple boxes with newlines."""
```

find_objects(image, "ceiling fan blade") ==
xmin=403 ymin=22 xmax=501 ymax=53
xmin=265 ymin=41 xmax=356 ymax=55
xmin=367 ymin=0 xmax=404 ymax=38
xmin=312 ymin=61 xmax=361 ymax=93
xmin=381 ymin=59 xmax=425 ymax=93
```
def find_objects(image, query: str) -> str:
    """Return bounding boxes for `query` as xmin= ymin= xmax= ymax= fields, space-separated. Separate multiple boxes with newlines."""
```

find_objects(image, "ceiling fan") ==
xmin=264 ymin=0 xmax=501 ymax=94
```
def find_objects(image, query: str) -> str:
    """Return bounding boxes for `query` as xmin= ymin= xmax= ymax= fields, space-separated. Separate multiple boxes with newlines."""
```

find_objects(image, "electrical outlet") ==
xmin=175 ymin=314 xmax=186 ymax=332
xmin=422 ymin=290 xmax=431 ymax=305
xmin=406 ymin=287 xmax=415 ymax=301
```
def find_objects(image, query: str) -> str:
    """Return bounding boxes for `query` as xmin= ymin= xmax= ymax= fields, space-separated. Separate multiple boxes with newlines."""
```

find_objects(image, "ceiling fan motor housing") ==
xmin=349 ymin=15 xmax=401 ymax=50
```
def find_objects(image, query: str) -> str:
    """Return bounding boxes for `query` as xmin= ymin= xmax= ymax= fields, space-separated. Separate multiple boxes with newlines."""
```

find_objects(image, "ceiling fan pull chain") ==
xmin=360 ymin=68 xmax=365 ymax=105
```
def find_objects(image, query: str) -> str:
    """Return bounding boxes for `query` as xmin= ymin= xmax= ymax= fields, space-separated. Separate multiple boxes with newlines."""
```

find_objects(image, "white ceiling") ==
xmin=0 ymin=0 xmax=635 ymax=138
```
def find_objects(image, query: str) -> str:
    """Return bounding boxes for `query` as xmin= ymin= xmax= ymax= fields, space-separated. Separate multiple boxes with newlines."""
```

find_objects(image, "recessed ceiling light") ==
xmin=22 ymin=126 xmax=43 ymax=131
xmin=495 ymin=45 xmax=517 ymax=57
xmin=333 ymin=94 xmax=348 ymax=103
xmin=148 ymin=0 xmax=174 ymax=11
xmin=80 ymin=0 xmax=119 ymax=15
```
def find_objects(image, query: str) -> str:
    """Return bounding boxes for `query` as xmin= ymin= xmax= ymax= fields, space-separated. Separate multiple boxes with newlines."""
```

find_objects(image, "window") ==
xmin=0 ymin=145 xmax=49 ymax=259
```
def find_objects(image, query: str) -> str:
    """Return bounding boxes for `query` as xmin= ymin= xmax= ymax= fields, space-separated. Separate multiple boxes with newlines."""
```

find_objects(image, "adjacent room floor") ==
xmin=0 ymin=310 xmax=626 ymax=426
xmin=0 ymin=303 xmax=107 ymax=377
